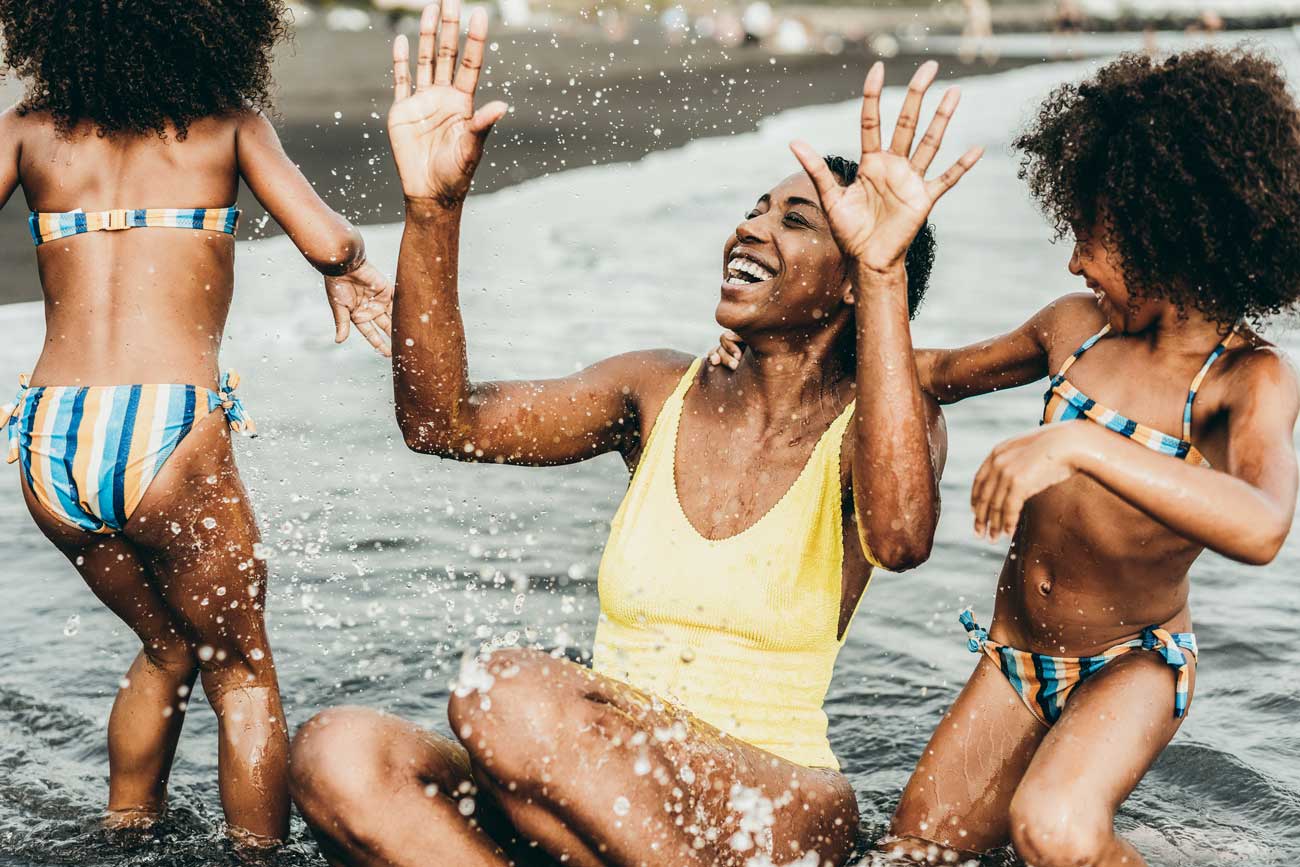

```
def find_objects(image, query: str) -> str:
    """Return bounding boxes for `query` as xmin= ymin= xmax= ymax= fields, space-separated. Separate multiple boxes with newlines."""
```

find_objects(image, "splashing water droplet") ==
xmin=63 ymin=615 xmax=80 ymax=637
xmin=613 ymin=796 xmax=631 ymax=816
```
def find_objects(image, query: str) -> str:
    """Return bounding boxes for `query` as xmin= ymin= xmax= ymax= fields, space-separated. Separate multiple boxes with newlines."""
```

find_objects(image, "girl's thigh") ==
xmin=887 ymin=655 xmax=1047 ymax=857
xmin=1013 ymin=650 xmax=1194 ymax=824
xmin=453 ymin=649 xmax=861 ymax=867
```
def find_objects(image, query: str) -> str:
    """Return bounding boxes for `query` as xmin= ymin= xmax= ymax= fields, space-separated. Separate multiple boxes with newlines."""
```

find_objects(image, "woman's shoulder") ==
xmin=1215 ymin=333 xmax=1300 ymax=408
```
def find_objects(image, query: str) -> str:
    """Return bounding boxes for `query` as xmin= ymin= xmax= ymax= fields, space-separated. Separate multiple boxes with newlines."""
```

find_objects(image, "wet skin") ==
xmin=878 ymin=229 xmax=1300 ymax=866
xmin=0 ymin=103 xmax=391 ymax=843
xmin=287 ymin=4 xmax=986 ymax=866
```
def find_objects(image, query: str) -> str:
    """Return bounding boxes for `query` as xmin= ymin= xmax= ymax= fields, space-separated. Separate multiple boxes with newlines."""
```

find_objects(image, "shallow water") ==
xmin=3 ymin=34 xmax=1300 ymax=867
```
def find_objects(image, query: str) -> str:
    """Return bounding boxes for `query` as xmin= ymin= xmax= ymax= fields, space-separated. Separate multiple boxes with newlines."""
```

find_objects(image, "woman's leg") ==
xmin=1006 ymin=651 xmax=1194 ymax=867
xmin=884 ymin=655 xmax=1047 ymax=862
xmin=450 ymin=648 xmax=861 ymax=867
xmin=289 ymin=706 xmax=545 ymax=867
xmin=126 ymin=412 xmax=289 ymax=844
xmin=21 ymin=481 xmax=199 ymax=824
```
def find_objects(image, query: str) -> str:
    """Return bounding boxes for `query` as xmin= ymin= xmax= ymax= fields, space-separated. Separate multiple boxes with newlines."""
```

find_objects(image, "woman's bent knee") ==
xmin=289 ymin=707 xmax=390 ymax=820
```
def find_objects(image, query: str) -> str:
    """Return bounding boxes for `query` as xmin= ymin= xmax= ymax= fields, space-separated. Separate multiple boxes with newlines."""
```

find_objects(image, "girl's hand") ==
xmin=707 ymin=330 xmax=745 ymax=370
xmin=971 ymin=423 xmax=1093 ymax=540
xmin=326 ymin=260 xmax=394 ymax=357
xmin=790 ymin=61 xmax=983 ymax=271
xmin=388 ymin=1 xmax=508 ymax=204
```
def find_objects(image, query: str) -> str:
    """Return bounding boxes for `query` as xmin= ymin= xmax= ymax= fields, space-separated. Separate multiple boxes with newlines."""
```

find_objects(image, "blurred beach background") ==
xmin=4 ymin=2 xmax=1300 ymax=866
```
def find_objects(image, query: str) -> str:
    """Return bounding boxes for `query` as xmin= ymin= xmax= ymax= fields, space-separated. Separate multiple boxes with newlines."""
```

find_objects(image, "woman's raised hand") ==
xmin=388 ymin=1 xmax=508 ymax=204
xmin=791 ymin=61 xmax=982 ymax=271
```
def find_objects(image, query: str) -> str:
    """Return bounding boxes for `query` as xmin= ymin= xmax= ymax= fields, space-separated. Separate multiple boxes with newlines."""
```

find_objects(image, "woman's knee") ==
xmin=449 ymin=648 xmax=603 ymax=782
xmin=1008 ymin=784 xmax=1112 ymax=867
xmin=289 ymin=707 xmax=394 ymax=829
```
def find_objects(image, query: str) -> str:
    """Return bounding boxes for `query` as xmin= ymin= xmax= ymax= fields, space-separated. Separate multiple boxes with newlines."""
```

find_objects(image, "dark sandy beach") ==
xmin=0 ymin=22 xmax=1049 ymax=304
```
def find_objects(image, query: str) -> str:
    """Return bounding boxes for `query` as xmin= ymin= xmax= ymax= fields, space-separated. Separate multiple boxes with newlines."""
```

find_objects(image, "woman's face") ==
xmin=1069 ymin=225 xmax=1160 ymax=333
xmin=716 ymin=172 xmax=850 ymax=337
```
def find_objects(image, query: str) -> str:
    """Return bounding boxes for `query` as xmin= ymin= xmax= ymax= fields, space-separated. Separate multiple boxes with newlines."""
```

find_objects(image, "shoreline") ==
xmin=0 ymin=25 xmax=1060 ymax=305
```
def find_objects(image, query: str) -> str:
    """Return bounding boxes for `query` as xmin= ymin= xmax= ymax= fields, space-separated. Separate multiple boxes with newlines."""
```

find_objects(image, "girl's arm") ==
xmin=916 ymin=293 xmax=1100 ymax=403
xmin=0 ymin=108 xmax=23 ymax=209
xmin=388 ymin=3 xmax=683 ymax=466
xmin=235 ymin=110 xmax=393 ymax=355
xmin=972 ymin=349 xmax=1300 ymax=564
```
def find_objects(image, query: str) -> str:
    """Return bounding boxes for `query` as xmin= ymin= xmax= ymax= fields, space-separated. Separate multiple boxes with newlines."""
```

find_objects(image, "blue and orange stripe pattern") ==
xmin=960 ymin=610 xmax=1197 ymax=726
xmin=29 ymin=207 xmax=240 ymax=247
xmin=1042 ymin=324 xmax=1239 ymax=468
xmin=4 ymin=372 xmax=254 ymax=534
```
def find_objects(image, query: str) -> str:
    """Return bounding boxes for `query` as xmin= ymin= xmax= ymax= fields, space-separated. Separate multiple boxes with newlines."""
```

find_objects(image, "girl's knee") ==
xmin=1009 ymin=786 xmax=1112 ymax=867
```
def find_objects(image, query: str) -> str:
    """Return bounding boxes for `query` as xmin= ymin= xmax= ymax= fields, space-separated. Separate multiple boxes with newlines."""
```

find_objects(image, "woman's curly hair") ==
xmin=825 ymin=155 xmax=936 ymax=319
xmin=1014 ymin=47 xmax=1300 ymax=325
xmin=0 ymin=0 xmax=290 ymax=139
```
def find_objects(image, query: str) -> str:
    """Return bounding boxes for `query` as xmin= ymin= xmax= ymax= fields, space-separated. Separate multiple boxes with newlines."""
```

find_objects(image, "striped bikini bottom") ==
xmin=960 ymin=610 xmax=1197 ymax=726
xmin=4 ymin=372 xmax=255 ymax=535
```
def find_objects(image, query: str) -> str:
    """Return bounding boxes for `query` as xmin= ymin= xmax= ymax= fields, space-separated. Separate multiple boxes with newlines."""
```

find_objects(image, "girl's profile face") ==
xmin=1068 ymin=225 xmax=1160 ymax=333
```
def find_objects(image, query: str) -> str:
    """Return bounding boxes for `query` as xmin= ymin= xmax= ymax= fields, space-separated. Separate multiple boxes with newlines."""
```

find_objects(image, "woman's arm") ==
xmin=972 ymin=349 xmax=1300 ymax=564
xmin=388 ymin=3 xmax=678 ymax=465
xmin=235 ymin=110 xmax=394 ymax=355
xmin=793 ymin=61 xmax=981 ymax=571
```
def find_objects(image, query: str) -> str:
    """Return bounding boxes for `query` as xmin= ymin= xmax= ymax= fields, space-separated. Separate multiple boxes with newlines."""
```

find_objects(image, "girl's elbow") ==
xmin=861 ymin=528 xmax=936 ymax=573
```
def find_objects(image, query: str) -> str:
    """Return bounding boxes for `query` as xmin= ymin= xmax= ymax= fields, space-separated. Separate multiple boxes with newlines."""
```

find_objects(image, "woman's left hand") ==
xmin=326 ymin=260 xmax=394 ymax=357
xmin=971 ymin=423 xmax=1094 ymax=540
xmin=790 ymin=61 xmax=983 ymax=271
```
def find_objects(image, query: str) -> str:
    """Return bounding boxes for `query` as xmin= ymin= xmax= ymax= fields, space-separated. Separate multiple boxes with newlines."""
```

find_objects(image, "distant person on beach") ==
xmin=716 ymin=45 xmax=1300 ymax=867
xmin=0 ymin=0 xmax=392 ymax=850
xmin=959 ymin=0 xmax=998 ymax=65
xmin=286 ymin=3 xmax=983 ymax=865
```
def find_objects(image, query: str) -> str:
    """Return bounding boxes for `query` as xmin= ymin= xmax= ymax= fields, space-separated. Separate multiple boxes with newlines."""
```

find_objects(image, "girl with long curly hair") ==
xmin=714 ymin=47 xmax=1300 ymax=865
xmin=0 ymin=0 xmax=392 ymax=848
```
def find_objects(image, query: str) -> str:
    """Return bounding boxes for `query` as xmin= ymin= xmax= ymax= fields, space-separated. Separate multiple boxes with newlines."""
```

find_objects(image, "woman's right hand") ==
xmin=388 ymin=1 xmax=508 ymax=205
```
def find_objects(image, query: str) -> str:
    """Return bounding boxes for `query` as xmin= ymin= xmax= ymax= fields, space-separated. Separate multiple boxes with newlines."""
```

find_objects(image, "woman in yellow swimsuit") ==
xmin=287 ymin=4 xmax=981 ymax=865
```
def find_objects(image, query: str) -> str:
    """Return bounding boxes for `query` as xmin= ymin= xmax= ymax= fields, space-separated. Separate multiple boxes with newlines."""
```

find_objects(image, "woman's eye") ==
xmin=783 ymin=213 xmax=809 ymax=227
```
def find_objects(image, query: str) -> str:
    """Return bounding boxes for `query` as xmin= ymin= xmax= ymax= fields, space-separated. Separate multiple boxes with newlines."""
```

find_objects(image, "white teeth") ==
xmin=726 ymin=255 xmax=774 ymax=282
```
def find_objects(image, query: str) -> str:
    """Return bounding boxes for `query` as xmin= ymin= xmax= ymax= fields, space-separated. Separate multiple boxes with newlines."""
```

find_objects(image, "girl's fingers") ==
xmin=358 ymin=320 xmax=392 ymax=356
xmin=453 ymin=7 xmax=489 ymax=95
xmin=997 ymin=490 xmax=1024 ymax=542
xmin=417 ymin=3 xmax=438 ymax=90
xmin=985 ymin=474 xmax=1015 ymax=540
xmin=393 ymin=34 xmax=412 ymax=100
xmin=910 ymin=87 xmax=961 ymax=173
xmin=469 ymin=101 xmax=509 ymax=135
xmin=859 ymin=61 xmax=885 ymax=156
xmin=889 ymin=61 xmax=939 ymax=157
xmin=434 ymin=0 xmax=462 ymax=87
xmin=789 ymin=140 xmax=839 ymax=207
xmin=971 ymin=458 xmax=994 ymax=535
xmin=374 ymin=312 xmax=393 ymax=336
xmin=331 ymin=304 xmax=350 ymax=344
xmin=925 ymin=146 xmax=984 ymax=202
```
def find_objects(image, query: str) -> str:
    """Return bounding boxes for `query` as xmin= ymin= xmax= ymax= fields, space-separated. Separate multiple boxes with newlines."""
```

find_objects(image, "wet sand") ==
xmin=0 ymin=23 xmax=1052 ymax=304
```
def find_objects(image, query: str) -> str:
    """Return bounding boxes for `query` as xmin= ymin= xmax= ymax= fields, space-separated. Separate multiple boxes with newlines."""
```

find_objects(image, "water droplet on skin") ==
xmin=197 ymin=645 xmax=215 ymax=662
xmin=613 ymin=796 xmax=631 ymax=816
xmin=249 ymin=648 xmax=265 ymax=661
xmin=458 ymin=797 xmax=476 ymax=816
xmin=201 ymin=517 xmax=217 ymax=530
xmin=634 ymin=753 xmax=651 ymax=776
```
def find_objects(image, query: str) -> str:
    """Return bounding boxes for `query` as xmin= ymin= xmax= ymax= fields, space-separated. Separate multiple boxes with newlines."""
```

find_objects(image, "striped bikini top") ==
xmin=29 ymin=207 xmax=240 ymax=247
xmin=1043 ymin=324 xmax=1239 ymax=467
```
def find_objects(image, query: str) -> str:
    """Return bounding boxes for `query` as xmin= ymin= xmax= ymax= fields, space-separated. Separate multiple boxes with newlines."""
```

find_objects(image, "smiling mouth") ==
xmin=725 ymin=254 xmax=776 ymax=286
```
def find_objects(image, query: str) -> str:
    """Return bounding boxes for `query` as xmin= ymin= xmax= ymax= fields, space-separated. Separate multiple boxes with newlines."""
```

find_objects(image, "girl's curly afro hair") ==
xmin=1014 ymin=47 xmax=1300 ymax=326
xmin=0 ymin=0 xmax=291 ymax=139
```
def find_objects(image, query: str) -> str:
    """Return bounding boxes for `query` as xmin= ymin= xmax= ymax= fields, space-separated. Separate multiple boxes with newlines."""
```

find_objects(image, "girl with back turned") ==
xmin=0 ymin=0 xmax=392 ymax=848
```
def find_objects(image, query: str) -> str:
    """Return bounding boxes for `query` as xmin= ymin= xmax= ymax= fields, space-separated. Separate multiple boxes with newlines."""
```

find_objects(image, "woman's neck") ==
xmin=723 ymin=327 xmax=856 ymax=428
